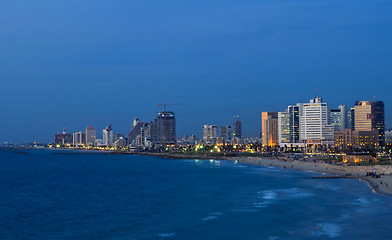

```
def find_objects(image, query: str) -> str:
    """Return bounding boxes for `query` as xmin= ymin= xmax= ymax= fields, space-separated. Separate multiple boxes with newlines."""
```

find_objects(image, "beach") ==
xmin=133 ymin=152 xmax=392 ymax=196
xmin=235 ymin=157 xmax=392 ymax=196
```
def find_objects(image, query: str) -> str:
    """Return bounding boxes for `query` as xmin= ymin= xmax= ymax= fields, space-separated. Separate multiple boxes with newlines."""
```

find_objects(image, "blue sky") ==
xmin=1 ymin=0 xmax=392 ymax=143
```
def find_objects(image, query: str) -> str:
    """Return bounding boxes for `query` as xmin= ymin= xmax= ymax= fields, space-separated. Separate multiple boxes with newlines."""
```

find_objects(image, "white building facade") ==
xmin=203 ymin=125 xmax=218 ymax=143
xmin=300 ymin=97 xmax=334 ymax=146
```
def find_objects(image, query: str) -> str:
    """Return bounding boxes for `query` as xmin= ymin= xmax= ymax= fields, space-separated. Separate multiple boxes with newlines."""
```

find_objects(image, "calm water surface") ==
xmin=0 ymin=149 xmax=391 ymax=239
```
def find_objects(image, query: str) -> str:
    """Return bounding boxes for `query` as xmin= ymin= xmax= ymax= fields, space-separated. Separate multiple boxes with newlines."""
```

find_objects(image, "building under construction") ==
xmin=150 ymin=111 xmax=176 ymax=145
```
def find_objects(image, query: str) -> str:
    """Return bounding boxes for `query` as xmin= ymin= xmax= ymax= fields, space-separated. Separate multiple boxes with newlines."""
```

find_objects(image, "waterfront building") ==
xmin=261 ymin=112 xmax=278 ymax=146
xmin=128 ymin=120 xmax=151 ymax=148
xmin=54 ymin=133 xmax=73 ymax=145
xmin=96 ymin=139 xmax=104 ymax=147
xmin=102 ymin=125 xmax=114 ymax=146
xmin=85 ymin=126 xmax=96 ymax=146
xmin=72 ymin=131 xmax=86 ymax=146
xmin=150 ymin=111 xmax=176 ymax=145
xmin=334 ymin=129 xmax=379 ymax=150
xmin=354 ymin=101 xmax=385 ymax=146
xmin=278 ymin=105 xmax=300 ymax=147
xmin=300 ymin=97 xmax=334 ymax=146
xmin=342 ymin=154 xmax=377 ymax=164
xmin=114 ymin=137 xmax=125 ymax=148
xmin=233 ymin=119 xmax=242 ymax=138
xmin=203 ymin=125 xmax=218 ymax=143
xmin=128 ymin=118 xmax=151 ymax=148
xmin=227 ymin=126 xmax=232 ymax=140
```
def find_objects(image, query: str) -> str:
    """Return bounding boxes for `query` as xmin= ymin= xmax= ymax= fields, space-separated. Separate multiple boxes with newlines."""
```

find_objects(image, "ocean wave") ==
xmin=157 ymin=233 xmax=176 ymax=238
xmin=202 ymin=215 xmax=219 ymax=221
xmin=311 ymin=223 xmax=341 ymax=238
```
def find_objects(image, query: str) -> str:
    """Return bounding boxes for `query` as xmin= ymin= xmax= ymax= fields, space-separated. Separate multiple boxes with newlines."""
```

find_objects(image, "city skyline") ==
xmin=1 ymin=0 xmax=392 ymax=143
xmin=2 ymin=96 xmax=391 ymax=144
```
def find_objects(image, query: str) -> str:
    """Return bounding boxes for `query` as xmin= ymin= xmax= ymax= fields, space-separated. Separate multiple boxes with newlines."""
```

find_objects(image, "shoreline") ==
xmin=11 ymin=148 xmax=392 ymax=196
xmin=131 ymin=152 xmax=392 ymax=196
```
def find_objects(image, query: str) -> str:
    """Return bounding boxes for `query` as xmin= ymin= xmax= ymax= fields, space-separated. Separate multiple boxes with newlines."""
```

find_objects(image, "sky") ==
xmin=1 ymin=0 xmax=392 ymax=143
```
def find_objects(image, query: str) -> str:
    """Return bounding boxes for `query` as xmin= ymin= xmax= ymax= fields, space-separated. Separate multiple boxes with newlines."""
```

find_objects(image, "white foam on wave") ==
xmin=339 ymin=213 xmax=350 ymax=220
xmin=268 ymin=236 xmax=279 ymax=240
xmin=157 ymin=233 xmax=176 ymax=238
xmin=253 ymin=202 xmax=268 ymax=208
xmin=278 ymin=188 xmax=313 ymax=199
xmin=202 ymin=211 xmax=222 ymax=221
xmin=261 ymin=190 xmax=277 ymax=200
xmin=352 ymin=197 xmax=370 ymax=207
xmin=311 ymin=223 xmax=341 ymax=238
xmin=202 ymin=215 xmax=219 ymax=221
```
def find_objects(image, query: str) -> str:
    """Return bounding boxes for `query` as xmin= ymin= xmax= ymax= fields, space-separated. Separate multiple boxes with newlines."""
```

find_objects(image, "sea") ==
xmin=0 ymin=149 xmax=391 ymax=240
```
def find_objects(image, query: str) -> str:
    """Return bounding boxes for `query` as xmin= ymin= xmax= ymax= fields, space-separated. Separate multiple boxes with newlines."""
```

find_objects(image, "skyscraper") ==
xmin=103 ymin=125 xmax=114 ymax=146
xmin=354 ymin=101 xmax=385 ymax=146
xmin=330 ymin=104 xmax=348 ymax=132
xmin=85 ymin=126 xmax=96 ymax=146
xmin=203 ymin=125 xmax=218 ymax=142
xmin=128 ymin=119 xmax=150 ymax=147
xmin=72 ymin=131 xmax=86 ymax=146
xmin=233 ymin=119 xmax=242 ymax=138
xmin=300 ymin=97 xmax=334 ymax=145
xmin=278 ymin=105 xmax=300 ymax=146
xmin=150 ymin=111 xmax=176 ymax=145
xmin=220 ymin=125 xmax=228 ymax=141
xmin=347 ymin=107 xmax=355 ymax=130
xmin=261 ymin=112 xmax=278 ymax=146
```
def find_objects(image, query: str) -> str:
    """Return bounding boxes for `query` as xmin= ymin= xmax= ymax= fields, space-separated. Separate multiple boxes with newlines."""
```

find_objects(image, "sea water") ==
xmin=0 ymin=149 xmax=391 ymax=239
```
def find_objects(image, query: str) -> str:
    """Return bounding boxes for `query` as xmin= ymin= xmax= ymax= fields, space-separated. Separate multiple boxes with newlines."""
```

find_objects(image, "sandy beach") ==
xmin=235 ymin=157 xmax=392 ymax=196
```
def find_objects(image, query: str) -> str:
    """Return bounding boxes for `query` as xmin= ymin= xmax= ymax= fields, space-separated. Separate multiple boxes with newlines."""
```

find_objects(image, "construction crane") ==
xmin=157 ymin=103 xmax=179 ymax=112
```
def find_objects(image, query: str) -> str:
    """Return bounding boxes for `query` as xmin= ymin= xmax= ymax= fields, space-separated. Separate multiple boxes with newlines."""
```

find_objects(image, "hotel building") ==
xmin=278 ymin=105 xmax=301 ymax=147
xmin=261 ymin=112 xmax=279 ymax=146
xmin=354 ymin=101 xmax=385 ymax=146
xmin=300 ymin=97 xmax=334 ymax=146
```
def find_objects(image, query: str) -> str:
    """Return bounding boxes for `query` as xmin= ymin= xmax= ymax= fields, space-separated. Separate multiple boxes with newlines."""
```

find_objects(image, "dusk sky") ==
xmin=1 ymin=0 xmax=392 ymax=143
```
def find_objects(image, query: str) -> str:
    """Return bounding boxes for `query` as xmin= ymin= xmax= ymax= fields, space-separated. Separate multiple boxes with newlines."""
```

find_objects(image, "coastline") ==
xmin=132 ymin=151 xmax=392 ymax=196
xmin=14 ymin=148 xmax=392 ymax=196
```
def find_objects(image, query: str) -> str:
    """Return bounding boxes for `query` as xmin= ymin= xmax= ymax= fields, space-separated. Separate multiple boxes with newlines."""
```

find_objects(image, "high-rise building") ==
xmin=354 ymin=101 xmax=385 ymax=146
xmin=203 ymin=125 xmax=218 ymax=142
xmin=330 ymin=105 xmax=347 ymax=132
xmin=347 ymin=107 xmax=355 ymax=130
xmin=233 ymin=119 xmax=242 ymax=138
xmin=150 ymin=111 xmax=176 ymax=145
xmin=103 ymin=125 xmax=114 ymax=146
xmin=220 ymin=125 xmax=228 ymax=141
xmin=262 ymin=112 xmax=279 ymax=146
xmin=227 ymin=126 xmax=232 ymax=140
xmin=128 ymin=120 xmax=150 ymax=148
xmin=278 ymin=105 xmax=300 ymax=146
xmin=300 ymin=97 xmax=334 ymax=145
xmin=85 ymin=126 xmax=96 ymax=146
xmin=72 ymin=131 xmax=86 ymax=146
